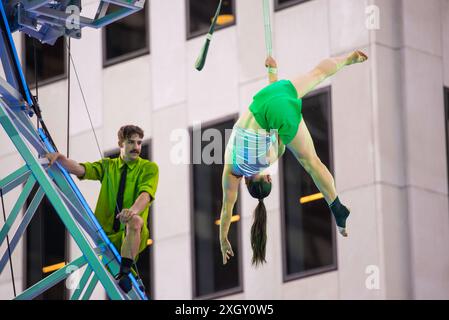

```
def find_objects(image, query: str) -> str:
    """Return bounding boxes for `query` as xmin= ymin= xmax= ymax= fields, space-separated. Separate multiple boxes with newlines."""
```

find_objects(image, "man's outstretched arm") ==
xmin=46 ymin=152 xmax=86 ymax=178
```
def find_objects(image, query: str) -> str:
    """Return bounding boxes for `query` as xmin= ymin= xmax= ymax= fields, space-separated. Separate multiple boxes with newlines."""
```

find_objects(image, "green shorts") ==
xmin=249 ymin=80 xmax=303 ymax=145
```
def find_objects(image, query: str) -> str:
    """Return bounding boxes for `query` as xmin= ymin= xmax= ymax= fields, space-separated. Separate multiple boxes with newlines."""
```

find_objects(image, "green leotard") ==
xmin=249 ymin=80 xmax=303 ymax=145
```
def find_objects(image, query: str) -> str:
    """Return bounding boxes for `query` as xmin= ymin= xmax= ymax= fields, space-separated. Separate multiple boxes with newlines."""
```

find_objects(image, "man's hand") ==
xmin=45 ymin=152 xmax=61 ymax=166
xmin=116 ymin=208 xmax=137 ymax=224
xmin=220 ymin=238 xmax=234 ymax=265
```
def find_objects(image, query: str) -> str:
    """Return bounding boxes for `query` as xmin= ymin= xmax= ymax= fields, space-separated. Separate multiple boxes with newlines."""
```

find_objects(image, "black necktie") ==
xmin=114 ymin=165 xmax=128 ymax=232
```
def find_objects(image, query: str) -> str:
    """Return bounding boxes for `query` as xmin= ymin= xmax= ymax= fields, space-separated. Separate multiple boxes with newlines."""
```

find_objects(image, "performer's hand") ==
xmin=45 ymin=152 xmax=61 ymax=166
xmin=346 ymin=50 xmax=368 ymax=66
xmin=265 ymin=56 xmax=277 ymax=68
xmin=220 ymin=238 xmax=234 ymax=265
xmin=117 ymin=209 xmax=136 ymax=224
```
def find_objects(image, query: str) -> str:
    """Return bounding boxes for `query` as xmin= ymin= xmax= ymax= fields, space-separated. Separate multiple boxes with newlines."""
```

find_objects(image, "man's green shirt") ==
xmin=79 ymin=156 xmax=158 ymax=251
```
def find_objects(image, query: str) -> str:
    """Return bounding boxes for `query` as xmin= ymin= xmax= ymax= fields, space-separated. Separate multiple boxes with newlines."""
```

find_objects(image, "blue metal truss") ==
xmin=3 ymin=0 xmax=144 ymax=44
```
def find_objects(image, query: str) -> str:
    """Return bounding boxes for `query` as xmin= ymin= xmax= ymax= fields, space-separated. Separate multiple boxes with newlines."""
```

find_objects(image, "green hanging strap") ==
xmin=263 ymin=0 xmax=272 ymax=57
xmin=195 ymin=0 xmax=223 ymax=71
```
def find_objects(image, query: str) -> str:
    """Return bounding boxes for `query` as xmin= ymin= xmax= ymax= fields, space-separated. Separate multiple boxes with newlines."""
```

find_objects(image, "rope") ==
xmin=65 ymin=42 xmax=124 ymax=238
xmin=30 ymin=38 xmax=58 ymax=152
xmin=65 ymin=42 xmax=121 ymax=210
xmin=32 ymin=38 xmax=39 ymax=131
xmin=33 ymin=39 xmax=38 ymax=102
xmin=65 ymin=42 xmax=102 ymax=158
xmin=0 ymin=188 xmax=17 ymax=298
xmin=263 ymin=0 xmax=272 ymax=57
xmin=31 ymin=37 xmax=46 ymax=300
xmin=67 ymin=37 xmax=71 ymax=158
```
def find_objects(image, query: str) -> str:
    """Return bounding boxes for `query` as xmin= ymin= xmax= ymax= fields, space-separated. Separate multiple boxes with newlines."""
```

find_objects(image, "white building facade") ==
xmin=0 ymin=0 xmax=449 ymax=300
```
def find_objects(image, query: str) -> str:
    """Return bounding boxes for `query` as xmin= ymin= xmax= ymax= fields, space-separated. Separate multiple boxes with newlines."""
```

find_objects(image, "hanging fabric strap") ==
xmin=263 ymin=0 xmax=273 ymax=57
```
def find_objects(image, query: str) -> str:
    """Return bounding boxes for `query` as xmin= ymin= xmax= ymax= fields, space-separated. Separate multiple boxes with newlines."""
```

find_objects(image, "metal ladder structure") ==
xmin=0 ymin=0 xmax=147 ymax=300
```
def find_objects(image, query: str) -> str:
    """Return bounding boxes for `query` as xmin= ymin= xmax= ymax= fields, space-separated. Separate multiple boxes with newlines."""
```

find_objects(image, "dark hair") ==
xmin=246 ymin=177 xmax=272 ymax=266
xmin=118 ymin=125 xmax=144 ymax=144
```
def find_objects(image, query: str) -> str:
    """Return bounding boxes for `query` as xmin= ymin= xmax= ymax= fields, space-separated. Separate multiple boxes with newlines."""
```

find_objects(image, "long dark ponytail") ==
xmin=251 ymin=199 xmax=267 ymax=266
xmin=246 ymin=176 xmax=272 ymax=267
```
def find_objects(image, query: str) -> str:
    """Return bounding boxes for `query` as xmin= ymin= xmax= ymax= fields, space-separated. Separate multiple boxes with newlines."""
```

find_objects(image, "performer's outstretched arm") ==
xmin=219 ymin=167 xmax=241 ymax=265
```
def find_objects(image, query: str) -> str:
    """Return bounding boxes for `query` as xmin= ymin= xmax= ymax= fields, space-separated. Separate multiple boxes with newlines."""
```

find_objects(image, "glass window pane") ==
xmin=275 ymin=0 xmax=310 ymax=11
xmin=104 ymin=5 xmax=148 ymax=65
xmin=188 ymin=0 xmax=235 ymax=39
xmin=282 ymin=89 xmax=337 ymax=279
xmin=192 ymin=118 xmax=242 ymax=298
xmin=24 ymin=36 xmax=65 ymax=86
xmin=26 ymin=186 xmax=67 ymax=300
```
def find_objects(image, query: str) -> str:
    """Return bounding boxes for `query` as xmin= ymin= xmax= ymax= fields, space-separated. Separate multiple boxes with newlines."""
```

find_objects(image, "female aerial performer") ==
xmin=220 ymin=50 xmax=368 ymax=266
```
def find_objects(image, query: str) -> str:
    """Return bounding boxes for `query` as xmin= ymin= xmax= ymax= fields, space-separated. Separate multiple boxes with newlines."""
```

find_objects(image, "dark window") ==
xmin=191 ymin=117 xmax=242 ymax=299
xmin=275 ymin=0 xmax=310 ymax=11
xmin=445 ymin=87 xmax=449 ymax=198
xmin=103 ymin=5 xmax=149 ymax=67
xmin=25 ymin=186 xmax=67 ymax=300
xmin=187 ymin=0 xmax=236 ymax=39
xmin=281 ymin=87 xmax=337 ymax=281
xmin=104 ymin=141 xmax=154 ymax=298
xmin=23 ymin=36 xmax=66 ymax=87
